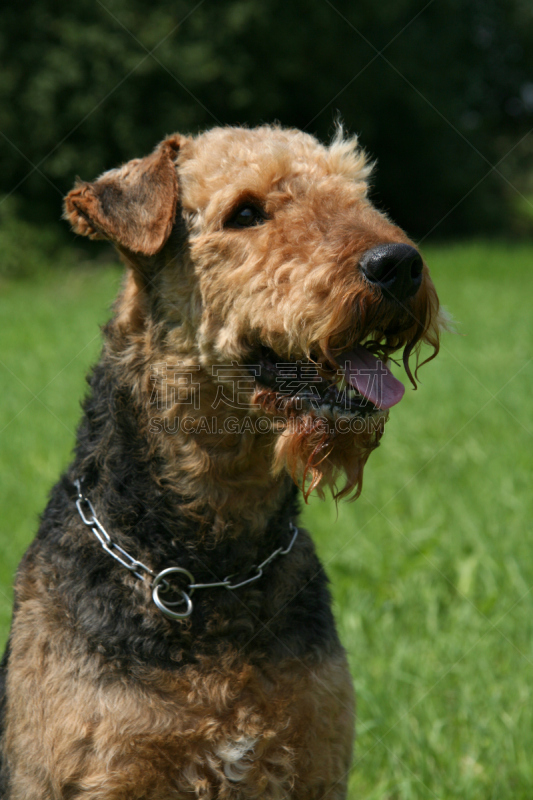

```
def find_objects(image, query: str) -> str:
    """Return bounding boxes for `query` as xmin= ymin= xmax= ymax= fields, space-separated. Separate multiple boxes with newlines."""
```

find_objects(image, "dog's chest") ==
xmin=6 ymin=612 xmax=354 ymax=799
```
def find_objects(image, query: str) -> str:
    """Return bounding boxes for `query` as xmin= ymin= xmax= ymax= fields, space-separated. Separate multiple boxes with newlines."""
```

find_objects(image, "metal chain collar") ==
xmin=73 ymin=479 xmax=299 ymax=621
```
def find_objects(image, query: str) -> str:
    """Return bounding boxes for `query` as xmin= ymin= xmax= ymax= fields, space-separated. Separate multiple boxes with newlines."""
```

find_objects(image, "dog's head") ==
xmin=65 ymin=126 xmax=441 ymax=501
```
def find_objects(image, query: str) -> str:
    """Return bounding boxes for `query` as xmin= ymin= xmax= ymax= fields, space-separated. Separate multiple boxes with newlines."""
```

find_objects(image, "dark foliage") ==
xmin=1 ymin=0 xmax=532 ymax=238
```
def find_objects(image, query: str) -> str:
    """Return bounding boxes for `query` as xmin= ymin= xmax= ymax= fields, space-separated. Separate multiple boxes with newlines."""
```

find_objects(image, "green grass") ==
xmin=1 ymin=242 xmax=532 ymax=798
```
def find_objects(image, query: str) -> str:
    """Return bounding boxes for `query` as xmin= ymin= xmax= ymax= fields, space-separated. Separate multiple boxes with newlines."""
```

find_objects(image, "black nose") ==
xmin=359 ymin=243 xmax=423 ymax=300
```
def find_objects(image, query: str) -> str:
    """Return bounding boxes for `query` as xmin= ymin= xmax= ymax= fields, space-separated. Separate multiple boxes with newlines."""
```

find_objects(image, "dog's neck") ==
xmin=72 ymin=323 xmax=298 ymax=546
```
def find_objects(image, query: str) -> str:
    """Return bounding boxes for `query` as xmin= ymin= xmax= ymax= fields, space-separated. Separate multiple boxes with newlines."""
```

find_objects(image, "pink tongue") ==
xmin=340 ymin=345 xmax=405 ymax=410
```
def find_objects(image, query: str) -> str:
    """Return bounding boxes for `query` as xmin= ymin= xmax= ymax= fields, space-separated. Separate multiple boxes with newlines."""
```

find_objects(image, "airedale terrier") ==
xmin=0 ymin=125 xmax=441 ymax=799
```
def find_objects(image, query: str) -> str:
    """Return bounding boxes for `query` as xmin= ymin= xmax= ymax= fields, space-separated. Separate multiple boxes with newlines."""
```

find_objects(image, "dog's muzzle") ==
xmin=359 ymin=243 xmax=423 ymax=301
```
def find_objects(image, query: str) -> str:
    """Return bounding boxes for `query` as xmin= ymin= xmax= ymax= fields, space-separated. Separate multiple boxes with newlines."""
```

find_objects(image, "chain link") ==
xmin=73 ymin=479 xmax=299 ymax=621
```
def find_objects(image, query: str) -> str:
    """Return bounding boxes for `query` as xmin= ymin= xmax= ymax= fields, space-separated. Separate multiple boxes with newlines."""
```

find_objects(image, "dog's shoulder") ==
xmin=0 ymin=638 xmax=10 ymax=798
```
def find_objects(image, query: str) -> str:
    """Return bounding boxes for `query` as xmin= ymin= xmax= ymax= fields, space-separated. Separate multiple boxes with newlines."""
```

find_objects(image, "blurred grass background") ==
xmin=1 ymin=241 xmax=532 ymax=797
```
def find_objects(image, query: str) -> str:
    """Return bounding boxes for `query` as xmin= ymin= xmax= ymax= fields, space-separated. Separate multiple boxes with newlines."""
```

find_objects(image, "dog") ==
xmin=0 ymin=125 xmax=440 ymax=799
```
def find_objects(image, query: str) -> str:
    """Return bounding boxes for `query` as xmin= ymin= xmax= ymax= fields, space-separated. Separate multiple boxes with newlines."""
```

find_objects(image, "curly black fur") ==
xmin=1 ymin=349 xmax=340 ymax=681
xmin=0 ymin=641 xmax=9 ymax=795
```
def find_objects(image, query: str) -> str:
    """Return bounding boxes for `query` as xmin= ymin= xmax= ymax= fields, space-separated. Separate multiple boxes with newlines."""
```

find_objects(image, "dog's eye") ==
xmin=226 ymin=204 xmax=265 ymax=229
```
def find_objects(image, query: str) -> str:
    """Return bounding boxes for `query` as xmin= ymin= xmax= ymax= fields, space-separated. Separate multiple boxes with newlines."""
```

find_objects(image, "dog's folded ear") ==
xmin=64 ymin=135 xmax=182 ymax=256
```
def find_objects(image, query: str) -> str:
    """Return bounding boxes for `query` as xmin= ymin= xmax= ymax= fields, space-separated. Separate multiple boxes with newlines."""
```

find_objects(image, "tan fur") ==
xmin=3 ymin=125 xmax=441 ymax=799
xmin=65 ymin=135 xmax=182 ymax=256
xmin=65 ymin=125 xmax=440 ymax=509
xmin=7 ymin=558 xmax=353 ymax=799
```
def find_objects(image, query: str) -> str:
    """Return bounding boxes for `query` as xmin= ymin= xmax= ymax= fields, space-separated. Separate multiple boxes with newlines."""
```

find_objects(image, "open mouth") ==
xmin=252 ymin=344 xmax=405 ymax=420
